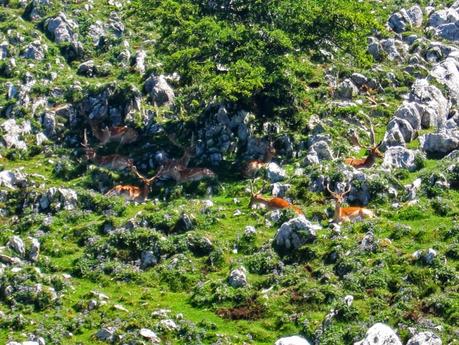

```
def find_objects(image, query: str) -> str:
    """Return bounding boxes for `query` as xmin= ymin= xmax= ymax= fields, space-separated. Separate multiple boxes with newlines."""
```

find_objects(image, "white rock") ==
xmin=8 ymin=236 xmax=25 ymax=257
xmin=140 ymin=328 xmax=160 ymax=343
xmin=354 ymin=323 xmax=402 ymax=345
xmin=273 ymin=217 xmax=320 ymax=255
xmin=267 ymin=162 xmax=286 ymax=182
xmin=407 ymin=331 xmax=442 ymax=345
xmin=382 ymin=146 xmax=423 ymax=171
xmin=275 ymin=335 xmax=311 ymax=345
xmin=228 ymin=267 xmax=247 ymax=288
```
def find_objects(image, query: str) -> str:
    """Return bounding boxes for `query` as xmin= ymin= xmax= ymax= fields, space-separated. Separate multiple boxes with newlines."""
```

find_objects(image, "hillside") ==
xmin=0 ymin=0 xmax=458 ymax=344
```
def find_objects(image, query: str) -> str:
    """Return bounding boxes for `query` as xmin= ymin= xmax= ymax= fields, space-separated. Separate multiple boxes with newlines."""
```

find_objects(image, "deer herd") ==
xmin=81 ymin=115 xmax=385 ymax=225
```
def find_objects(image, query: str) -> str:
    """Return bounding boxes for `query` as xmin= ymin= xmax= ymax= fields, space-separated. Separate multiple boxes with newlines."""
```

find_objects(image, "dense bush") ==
xmin=133 ymin=0 xmax=377 ymax=118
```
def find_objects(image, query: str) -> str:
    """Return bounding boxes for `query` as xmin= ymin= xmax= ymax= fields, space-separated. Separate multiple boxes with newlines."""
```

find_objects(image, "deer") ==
xmin=344 ymin=117 xmax=383 ymax=169
xmin=89 ymin=120 xmax=139 ymax=148
xmin=248 ymin=179 xmax=303 ymax=215
xmin=105 ymin=164 xmax=163 ymax=202
xmin=160 ymin=132 xmax=216 ymax=183
xmin=81 ymin=129 xmax=133 ymax=170
xmin=242 ymin=140 xmax=276 ymax=178
xmin=326 ymin=183 xmax=374 ymax=224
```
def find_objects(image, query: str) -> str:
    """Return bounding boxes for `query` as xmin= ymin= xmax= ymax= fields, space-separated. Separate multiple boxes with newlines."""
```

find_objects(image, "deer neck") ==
xmin=363 ymin=154 xmax=376 ymax=168
xmin=263 ymin=150 xmax=274 ymax=163
xmin=140 ymin=183 xmax=150 ymax=201
xmin=252 ymin=195 xmax=270 ymax=207
xmin=334 ymin=200 xmax=343 ymax=222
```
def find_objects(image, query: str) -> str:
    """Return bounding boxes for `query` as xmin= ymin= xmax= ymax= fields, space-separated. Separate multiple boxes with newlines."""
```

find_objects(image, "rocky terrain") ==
xmin=0 ymin=0 xmax=458 ymax=344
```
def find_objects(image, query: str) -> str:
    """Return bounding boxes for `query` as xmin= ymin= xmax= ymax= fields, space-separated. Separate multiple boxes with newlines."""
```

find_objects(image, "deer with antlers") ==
xmin=344 ymin=117 xmax=383 ymax=169
xmin=326 ymin=183 xmax=374 ymax=224
xmin=105 ymin=164 xmax=163 ymax=202
xmin=242 ymin=140 xmax=276 ymax=178
xmin=82 ymin=129 xmax=133 ymax=170
xmin=249 ymin=179 xmax=303 ymax=215
xmin=161 ymin=132 xmax=216 ymax=183
xmin=89 ymin=120 xmax=139 ymax=148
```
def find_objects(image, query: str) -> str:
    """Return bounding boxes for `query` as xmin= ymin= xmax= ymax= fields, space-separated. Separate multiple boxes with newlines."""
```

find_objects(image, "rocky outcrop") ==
xmin=44 ymin=13 xmax=78 ymax=44
xmin=382 ymin=146 xmax=424 ymax=171
xmin=382 ymin=80 xmax=449 ymax=149
xmin=388 ymin=5 xmax=423 ymax=33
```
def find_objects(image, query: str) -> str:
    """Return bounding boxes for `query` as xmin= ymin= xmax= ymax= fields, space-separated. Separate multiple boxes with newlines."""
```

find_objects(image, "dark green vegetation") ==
xmin=0 ymin=0 xmax=457 ymax=344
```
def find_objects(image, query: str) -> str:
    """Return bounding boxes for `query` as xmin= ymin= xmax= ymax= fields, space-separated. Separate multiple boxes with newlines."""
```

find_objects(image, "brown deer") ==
xmin=242 ymin=141 xmax=276 ymax=178
xmin=89 ymin=120 xmax=139 ymax=147
xmin=81 ymin=129 xmax=133 ymax=170
xmin=105 ymin=164 xmax=163 ymax=202
xmin=326 ymin=183 xmax=374 ymax=224
xmin=161 ymin=132 xmax=216 ymax=183
xmin=344 ymin=118 xmax=383 ymax=169
xmin=249 ymin=180 xmax=303 ymax=215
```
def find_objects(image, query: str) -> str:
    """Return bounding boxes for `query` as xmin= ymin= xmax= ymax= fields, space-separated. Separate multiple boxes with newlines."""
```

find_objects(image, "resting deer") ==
xmin=249 ymin=180 xmax=303 ymax=215
xmin=161 ymin=132 xmax=216 ymax=183
xmin=326 ymin=183 xmax=374 ymax=223
xmin=242 ymin=141 xmax=276 ymax=178
xmin=105 ymin=164 xmax=163 ymax=202
xmin=344 ymin=118 xmax=383 ymax=169
xmin=89 ymin=120 xmax=139 ymax=147
xmin=81 ymin=129 xmax=133 ymax=170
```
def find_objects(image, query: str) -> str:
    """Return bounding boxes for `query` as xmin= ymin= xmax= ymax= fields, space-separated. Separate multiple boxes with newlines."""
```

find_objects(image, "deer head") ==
xmin=248 ymin=178 xmax=267 ymax=207
xmin=326 ymin=183 xmax=351 ymax=204
xmin=130 ymin=163 xmax=164 ymax=187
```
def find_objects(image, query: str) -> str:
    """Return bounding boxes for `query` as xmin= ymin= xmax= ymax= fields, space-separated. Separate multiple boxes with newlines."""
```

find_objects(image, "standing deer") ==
xmin=326 ymin=183 xmax=374 ymax=223
xmin=82 ymin=129 xmax=133 ymax=170
xmin=344 ymin=118 xmax=383 ymax=169
xmin=249 ymin=179 xmax=303 ymax=215
xmin=89 ymin=120 xmax=139 ymax=147
xmin=105 ymin=164 xmax=163 ymax=202
xmin=242 ymin=141 xmax=276 ymax=178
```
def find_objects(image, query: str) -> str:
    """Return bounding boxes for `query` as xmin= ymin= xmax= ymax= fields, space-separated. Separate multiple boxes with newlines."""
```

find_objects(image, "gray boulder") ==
xmin=39 ymin=188 xmax=78 ymax=211
xmin=28 ymin=237 xmax=40 ymax=262
xmin=388 ymin=6 xmax=423 ymax=33
xmin=275 ymin=336 xmax=311 ymax=345
xmin=22 ymin=41 xmax=46 ymax=60
xmin=382 ymin=146 xmax=424 ymax=171
xmin=228 ymin=267 xmax=247 ymax=288
xmin=335 ymin=79 xmax=358 ymax=99
xmin=273 ymin=217 xmax=319 ymax=255
xmin=144 ymin=74 xmax=175 ymax=107
xmin=134 ymin=49 xmax=146 ymax=74
xmin=96 ymin=327 xmax=117 ymax=342
xmin=431 ymin=57 xmax=459 ymax=102
xmin=266 ymin=162 xmax=286 ymax=182
xmin=354 ymin=323 xmax=402 ymax=345
xmin=44 ymin=13 xmax=78 ymax=44
xmin=406 ymin=331 xmax=442 ymax=345
xmin=0 ymin=170 xmax=27 ymax=189
xmin=0 ymin=41 xmax=7 ymax=60
xmin=8 ymin=236 xmax=25 ymax=257
xmin=421 ymin=130 xmax=459 ymax=156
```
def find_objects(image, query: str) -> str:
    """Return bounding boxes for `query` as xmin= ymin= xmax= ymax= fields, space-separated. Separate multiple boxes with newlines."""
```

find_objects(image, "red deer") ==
xmin=249 ymin=180 xmax=303 ymax=215
xmin=105 ymin=164 xmax=163 ymax=202
xmin=344 ymin=118 xmax=383 ymax=169
xmin=242 ymin=141 xmax=276 ymax=178
xmin=161 ymin=132 xmax=216 ymax=183
xmin=81 ymin=129 xmax=133 ymax=170
xmin=326 ymin=183 xmax=374 ymax=223
xmin=89 ymin=120 xmax=139 ymax=147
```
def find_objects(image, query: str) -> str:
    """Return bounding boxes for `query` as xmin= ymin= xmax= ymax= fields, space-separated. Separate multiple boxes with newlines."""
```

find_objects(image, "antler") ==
xmin=347 ymin=129 xmax=362 ymax=147
xmin=326 ymin=183 xmax=336 ymax=198
xmin=131 ymin=164 xmax=165 ymax=184
xmin=342 ymin=184 xmax=352 ymax=196
xmin=167 ymin=133 xmax=184 ymax=149
xmin=82 ymin=129 xmax=89 ymax=148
